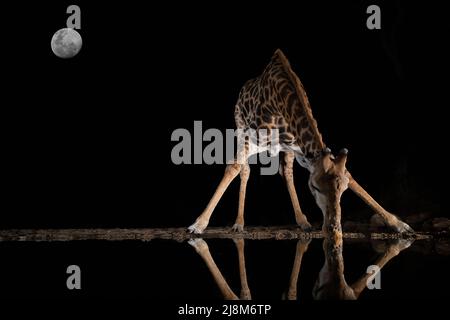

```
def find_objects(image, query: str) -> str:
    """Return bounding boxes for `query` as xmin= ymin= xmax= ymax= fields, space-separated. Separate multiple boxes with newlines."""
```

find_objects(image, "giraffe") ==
xmin=188 ymin=49 xmax=413 ymax=235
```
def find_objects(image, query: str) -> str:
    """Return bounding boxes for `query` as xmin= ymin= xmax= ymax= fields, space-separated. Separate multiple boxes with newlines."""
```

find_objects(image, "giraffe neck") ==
xmin=258 ymin=50 xmax=326 ymax=158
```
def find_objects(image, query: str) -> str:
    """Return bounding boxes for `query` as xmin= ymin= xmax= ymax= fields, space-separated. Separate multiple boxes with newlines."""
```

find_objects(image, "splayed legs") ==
xmin=347 ymin=172 xmax=413 ymax=233
xmin=188 ymin=162 xmax=242 ymax=234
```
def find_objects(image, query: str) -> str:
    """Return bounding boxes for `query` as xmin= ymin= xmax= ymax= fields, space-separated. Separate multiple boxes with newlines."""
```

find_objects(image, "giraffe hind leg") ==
xmin=283 ymin=152 xmax=312 ymax=231
xmin=188 ymin=141 xmax=251 ymax=234
xmin=188 ymin=162 xmax=241 ymax=234
xmin=232 ymin=162 xmax=250 ymax=232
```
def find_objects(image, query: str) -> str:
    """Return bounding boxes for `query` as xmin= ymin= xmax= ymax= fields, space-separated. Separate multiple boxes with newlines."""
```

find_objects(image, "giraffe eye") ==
xmin=311 ymin=184 xmax=322 ymax=193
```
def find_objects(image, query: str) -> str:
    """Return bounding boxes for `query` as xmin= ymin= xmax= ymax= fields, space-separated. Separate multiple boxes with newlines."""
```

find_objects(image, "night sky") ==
xmin=0 ymin=0 xmax=446 ymax=303
xmin=2 ymin=1 xmax=442 ymax=228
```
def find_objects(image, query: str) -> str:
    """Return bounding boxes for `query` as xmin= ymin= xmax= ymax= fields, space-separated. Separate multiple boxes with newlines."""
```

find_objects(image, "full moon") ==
xmin=51 ymin=28 xmax=82 ymax=58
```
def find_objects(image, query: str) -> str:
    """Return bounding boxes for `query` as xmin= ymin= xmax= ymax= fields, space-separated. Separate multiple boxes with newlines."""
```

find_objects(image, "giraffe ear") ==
xmin=335 ymin=148 xmax=348 ymax=172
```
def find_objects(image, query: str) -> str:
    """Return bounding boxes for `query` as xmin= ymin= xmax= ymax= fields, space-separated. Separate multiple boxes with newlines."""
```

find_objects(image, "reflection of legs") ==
xmin=351 ymin=239 xmax=413 ymax=298
xmin=283 ymin=152 xmax=312 ymax=231
xmin=188 ymin=162 xmax=242 ymax=234
xmin=347 ymin=173 xmax=413 ymax=233
xmin=284 ymin=239 xmax=311 ymax=300
xmin=232 ymin=163 xmax=250 ymax=232
xmin=233 ymin=239 xmax=251 ymax=299
xmin=188 ymin=239 xmax=238 ymax=300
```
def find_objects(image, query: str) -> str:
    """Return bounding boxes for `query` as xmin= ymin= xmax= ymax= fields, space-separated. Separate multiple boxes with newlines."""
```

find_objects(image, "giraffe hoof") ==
xmin=240 ymin=289 xmax=252 ymax=300
xmin=388 ymin=217 xmax=414 ymax=233
xmin=188 ymin=221 xmax=207 ymax=234
xmin=188 ymin=238 xmax=209 ymax=252
xmin=393 ymin=221 xmax=414 ymax=233
xmin=231 ymin=223 xmax=244 ymax=232
xmin=371 ymin=214 xmax=414 ymax=233
xmin=391 ymin=239 xmax=414 ymax=252
xmin=383 ymin=239 xmax=414 ymax=257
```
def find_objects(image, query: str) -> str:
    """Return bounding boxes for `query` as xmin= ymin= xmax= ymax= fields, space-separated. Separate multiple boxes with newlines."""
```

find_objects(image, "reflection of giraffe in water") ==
xmin=188 ymin=237 xmax=412 ymax=300
xmin=312 ymin=236 xmax=412 ymax=300
xmin=188 ymin=49 xmax=413 ymax=236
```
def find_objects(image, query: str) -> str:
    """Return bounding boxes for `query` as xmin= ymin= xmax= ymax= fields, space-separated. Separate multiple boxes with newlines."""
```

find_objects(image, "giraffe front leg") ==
xmin=346 ymin=173 xmax=414 ymax=233
xmin=188 ymin=162 xmax=241 ymax=234
xmin=283 ymin=152 xmax=312 ymax=231
xmin=232 ymin=163 xmax=250 ymax=232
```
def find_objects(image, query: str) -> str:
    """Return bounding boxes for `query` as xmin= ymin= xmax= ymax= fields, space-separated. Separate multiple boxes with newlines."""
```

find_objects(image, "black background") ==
xmin=2 ymin=0 xmax=442 ymax=229
xmin=0 ymin=0 xmax=445 ymax=300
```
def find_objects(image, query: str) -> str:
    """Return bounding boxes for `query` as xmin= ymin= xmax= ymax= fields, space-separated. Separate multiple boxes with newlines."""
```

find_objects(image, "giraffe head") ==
xmin=308 ymin=148 xmax=350 ymax=236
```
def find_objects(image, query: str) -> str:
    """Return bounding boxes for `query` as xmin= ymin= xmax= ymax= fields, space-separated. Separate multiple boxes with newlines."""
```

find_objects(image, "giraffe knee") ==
xmin=285 ymin=152 xmax=295 ymax=163
xmin=225 ymin=163 xmax=241 ymax=177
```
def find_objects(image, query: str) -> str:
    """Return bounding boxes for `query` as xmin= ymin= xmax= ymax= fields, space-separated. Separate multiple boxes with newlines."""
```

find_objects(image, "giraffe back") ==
xmin=234 ymin=49 xmax=326 ymax=160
